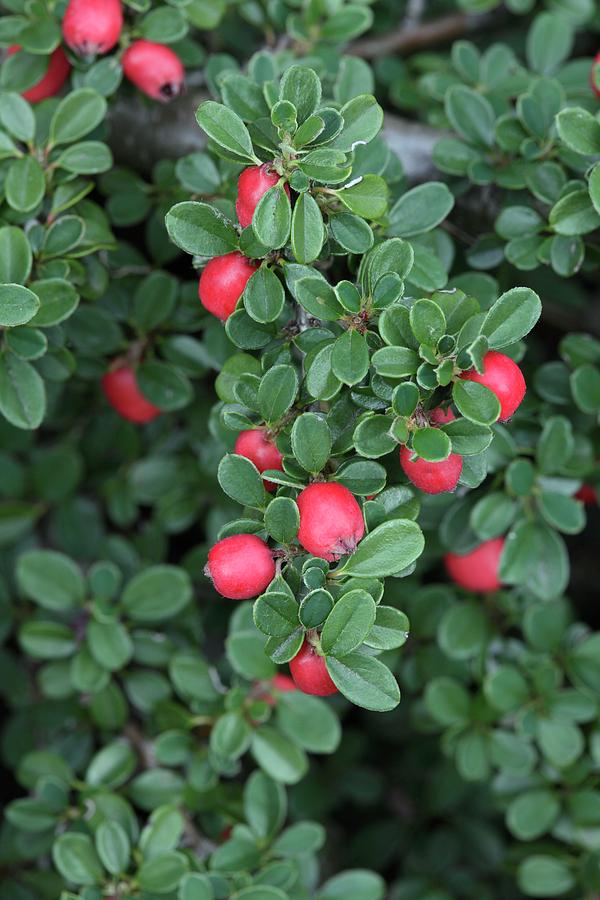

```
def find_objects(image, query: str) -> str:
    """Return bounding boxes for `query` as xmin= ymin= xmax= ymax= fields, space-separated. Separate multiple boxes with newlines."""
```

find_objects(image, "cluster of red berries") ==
xmin=11 ymin=0 xmax=184 ymax=105
xmin=401 ymin=350 xmax=526 ymax=495
xmin=198 ymin=166 xmax=288 ymax=320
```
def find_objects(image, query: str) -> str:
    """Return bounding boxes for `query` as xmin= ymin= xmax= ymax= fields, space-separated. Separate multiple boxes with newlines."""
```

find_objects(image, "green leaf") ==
xmin=5 ymin=157 xmax=45 ymax=213
xmin=218 ymin=453 xmax=269 ymax=509
xmin=196 ymin=100 xmax=257 ymax=162
xmin=0 ymin=284 xmax=40 ymax=327
xmin=550 ymin=189 xmax=600 ymax=236
xmin=518 ymin=855 xmax=575 ymax=897
xmin=138 ymin=851 xmax=189 ymax=893
xmin=165 ymin=201 xmax=238 ymax=256
xmin=258 ymin=365 xmax=298 ymax=424
xmin=52 ymin=833 xmax=104 ymax=886
xmin=331 ymin=329 xmax=369 ymax=386
xmin=0 ymin=226 xmax=32 ymax=284
xmin=452 ymin=380 xmax=501 ymax=426
xmin=334 ymin=175 xmax=387 ymax=220
xmin=556 ymin=106 xmax=600 ymax=155
xmin=412 ymin=427 xmax=451 ymax=462
xmin=500 ymin=521 xmax=569 ymax=600
xmin=251 ymin=726 xmax=308 ymax=784
xmin=137 ymin=360 xmax=192 ymax=411
xmin=29 ymin=278 xmax=79 ymax=328
xmin=318 ymin=870 xmax=385 ymax=900
xmin=388 ymin=182 xmax=454 ymax=237
xmin=280 ymin=65 xmax=321 ymax=123
xmin=409 ymin=299 xmax=446 ymax=346
xmin=264 ymin=497 xmax=300 ymax=544
xmin=291 ymin=192 xmax=324 ymax=264
xmin=0 ymin=92 xmax=34 ymax=142
xmin=371 ymin=346 xmax=419 ymax=378
xmin=17 ymin=550 xmax=84 ymax=611
xmin=327 ymin=651 xmax=400 ymax=712
xmin=49 ymin=89 xmax=107 ymax=146
xmin=438 ymin=602 xmax=488 ymax=660
xmin=507 ymin=791 xmax=560 ymax=841
xmin=526 ymin=12 xmax=573 ymax=74
xmin=277 ymin=691 xmax=341 ymax=753
xmin=244 ymin=771 xmax=287 ymax=840
xmin=445 ymin=85 xmax=495 ymax=147
xmin=570 ymin=364 xmax=600 ymax=413
xmin=321 ymin=589 xmax=376 ymax=657
xmin=0 ymin=353 xmax=46 ymax=429
xmin=296 ymin=277 xmax=343 ymax=321
xmin=291 ymin=413 xmax=331 ymax=474
xmin=252 ymin=185 xmax=291 ymax=249
xmin=330 ymin=94 xmax=383 ymax=152
xmin=253 ymin=591 xmax=299 ymax=638
xmin=244 ymin=266 xmax=285 ymax=324
xmin=96 ymin=821 xmax=130 ymax=876
xmin=481 ymin=287 xmax=541 ymax=349
xmin=335 ymin=519 xmax=424 ymax=578
xmin=122 ymin=566 xmax=193 ymax=622
xmin=424 ymin=676 xmax=471 ymax=726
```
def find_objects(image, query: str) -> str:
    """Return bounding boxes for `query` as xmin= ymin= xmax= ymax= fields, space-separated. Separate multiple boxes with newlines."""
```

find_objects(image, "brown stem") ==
xmin=351 ymin=11 xmax=496 ymax=58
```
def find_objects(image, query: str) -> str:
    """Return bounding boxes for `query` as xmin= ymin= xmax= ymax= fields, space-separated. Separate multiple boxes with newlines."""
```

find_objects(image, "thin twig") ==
xmin=351 ymin=12 xmax=494 ymax=58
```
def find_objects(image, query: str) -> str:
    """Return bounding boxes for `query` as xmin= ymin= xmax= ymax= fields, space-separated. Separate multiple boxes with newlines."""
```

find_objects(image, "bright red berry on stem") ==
xmin=297 ymin=482 xmax=364 ymax=561
xmin=400 ymin=444 xmax=462 ymax=495
xmin=460 ymin=350 xmax=526 ymax=422
xmin=445 ymin=537 xmax=505 ymax=593
xmin=289 ymin=640 xmax=338 ymax=696
xmin=122 ymin=40 xmax=184 ymax=101
xmin=591 ymin=52 xmax=600 ymax=98
xmin=234 ymin=429 xmax=283 ymax=491
xmin=102 ymin=365 xmax=160 ymax=424
xmin=429 ymin=406 xmax=455 ymax=425
xmin=576 ymin=484 xmax=597 ymax=505
xmin=206 ymin=534 xmax=275 ymax=600
xmin=236 ymin=165 xmax=291 ymax=229
xmin=8 ymin=46 xmax=70 ymax=103
xmin=198 ymin=252 xmax=257 ymax=321
xmin=62 ymin=0 xmax=123 ymax=56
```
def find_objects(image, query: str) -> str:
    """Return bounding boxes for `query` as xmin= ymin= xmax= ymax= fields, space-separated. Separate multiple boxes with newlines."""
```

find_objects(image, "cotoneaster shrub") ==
xmin=0 ymin=2 xmax=599 ymax=900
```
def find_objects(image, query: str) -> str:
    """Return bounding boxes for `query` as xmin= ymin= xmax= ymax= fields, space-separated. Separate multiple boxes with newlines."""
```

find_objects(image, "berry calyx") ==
xmin=205 ymin=534 xmax=275 ymax=600
xmin=460 ymin=350 xmax=526 ymax=422
xmin=297 ymin=482 xmax=365 ymax=561
xmin=289 ymin=639 xmax=338 ymax=696
xmin=576 ymin=484 xmax=597 ymax=505
xmin=198 ymin=252 xmax=257 ymax=321
xmin=102 ymin=365 xmax=161 ymax=424
xmin=400 ymin=444 xmax=462 ymax=494
xmin=236 ymin=165 xmax=291 ymax=229
xmin=122 ymin=40 xmax=184 ymax=102
xmin=429 ymin=406 xmax=455 ymax=425
xmin=592 ymin=52 xmax=600 ymax=98
xmin=445 ymin=537 xmax=505 ymax=593
xmin=62 ymin=0 xmax=123 ymax=56
xmin=234 ymin=429 xmax=284 ymax=491
xmin=8 ymin=46 xmax=70 ymax=103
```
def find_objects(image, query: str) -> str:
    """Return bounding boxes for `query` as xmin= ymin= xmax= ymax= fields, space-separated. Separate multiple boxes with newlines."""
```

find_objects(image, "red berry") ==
xmin=255 ymin=673 xmax=297 ymax=706
xmin=400 ymin=444 xmax=462 ymax=495
xmin=198 ymin=252 xmax=257 ymax=321
xmin=576 ymin=484 xmax=597 ymax=505
xmin=62 ymin=0 xmax=123 ymax=56
xmin=234 ymin=429 xmax=283 ymax=492
xmin=429 ymin=406 xmax=455 ymax=425
xmin=8 ymin=46 xmax=70 ymax=103
xmin=445 ymin=537 xmax=505 ymax=593
xmin=122 ymin=40 xmax=184 ymax=101
xmin=206 ymin=534 xmax=275 ymax=600
xmin=460 ymin=350 xmax=526 ymax=422
xmin=591 ymin=52 xmax=600 ymax=98
xmin=289 ymin=639 xmax=338 ymax=696
xmin=297 ymin=482 xmax=365 ymax=561
xmin=236 ymin=165 xmax=291 ymax=229
xmin=102 ymin=365 xmax=161 ymax=424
